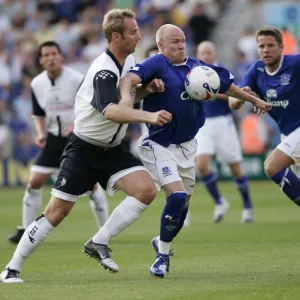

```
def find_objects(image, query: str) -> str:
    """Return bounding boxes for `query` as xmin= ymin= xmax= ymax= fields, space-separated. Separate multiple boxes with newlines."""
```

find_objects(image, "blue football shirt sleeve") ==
xmin=209 ymin=65 xmax=235 ymax=94
xmin=129 ymin=55 xmax=163 ymax=84
xmin=238 ymin=63 xmax=260 ymax=96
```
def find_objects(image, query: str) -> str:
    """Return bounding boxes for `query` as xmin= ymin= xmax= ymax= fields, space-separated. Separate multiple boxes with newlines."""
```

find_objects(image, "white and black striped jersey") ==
xmin=73 ymin=48 xmax=135 ymax=148
xmin=31 ymin=67 xmax=84 ymax=137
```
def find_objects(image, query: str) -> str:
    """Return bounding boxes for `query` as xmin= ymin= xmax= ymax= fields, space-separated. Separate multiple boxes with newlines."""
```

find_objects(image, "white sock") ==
xmin=22 ymin=186 xmax=43 ymax=228
xmin=89 ymin=183 xmax=109 ymax=227
xmin=158 ymin=239 xmax=171 ymax=255
xmin=92 ymin=196 xmax=148 ymax=245
xmin=7 ymin=215 xmax=54 ymax=272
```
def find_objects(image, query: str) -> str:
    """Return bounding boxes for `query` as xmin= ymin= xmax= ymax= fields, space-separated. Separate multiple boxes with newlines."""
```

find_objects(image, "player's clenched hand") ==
xmin=229 ymin=97 xmax=244 ymax=110
xmin=253 ymin=98 xmax=272 ymax=115
xmin=146 ymin=79 xmax=164 ymax=94
xmin=148 ymin=110 xmax=172 ymax=126
xmin=241 ymin=86 xmax=257 ymax=97
xmin=35 ymin=136 xmax=46 ymax=148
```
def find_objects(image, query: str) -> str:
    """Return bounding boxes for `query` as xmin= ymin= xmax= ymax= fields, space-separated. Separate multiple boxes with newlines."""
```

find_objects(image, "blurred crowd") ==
xmin=0 ymin=0 xmax=298 ymax=186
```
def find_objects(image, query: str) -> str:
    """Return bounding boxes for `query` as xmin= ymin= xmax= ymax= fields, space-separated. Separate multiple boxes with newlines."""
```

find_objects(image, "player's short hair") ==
xmin=102 ymin=9 xmax=136 ymax=43
xmin=38 ymin=41 xmax=61 ymax=57
xmin=256 ymin=26 xmax=283 ymax=45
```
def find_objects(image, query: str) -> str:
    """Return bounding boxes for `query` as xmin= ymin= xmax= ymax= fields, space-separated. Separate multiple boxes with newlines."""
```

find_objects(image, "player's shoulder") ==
xmin=284 ymin=54 xmax=300 ymax=64
xmin=142 ymin=53 xmax=166 ymax=65
xmin=31 ymin=70 xmax=48 ymax=88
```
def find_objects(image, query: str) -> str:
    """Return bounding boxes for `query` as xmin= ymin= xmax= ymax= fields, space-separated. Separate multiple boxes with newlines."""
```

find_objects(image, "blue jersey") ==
xmin=204 ymin=64 xmax=231 ymax=118
xmin=239 ymin=55 xmax=300 ymax=135
xmin=130 ymin=54 xmax=234 ymax=146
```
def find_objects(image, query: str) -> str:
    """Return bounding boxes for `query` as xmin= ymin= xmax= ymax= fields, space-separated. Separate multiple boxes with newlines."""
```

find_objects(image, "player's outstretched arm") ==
xmin=104 ymin=105 xmax=171 ymax=126
xmin=225 ymin=83 xmax=271 ymax=114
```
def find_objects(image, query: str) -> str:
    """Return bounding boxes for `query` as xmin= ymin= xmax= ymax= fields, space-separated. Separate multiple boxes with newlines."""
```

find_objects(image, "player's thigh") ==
xmin=277 ymin=127 xmax=300 ymax=167
xmin=178 ymin=166 xmax=196 ymax=196
xmin=216 ymin=116 xmax=242 ymax=164
xmin=52 ymin=137 xmax=97 ymax=202
xmin=138 ymin=141 xmax=181 ymax=190
xmin=264 ymin=148 xmax=294 ymax=177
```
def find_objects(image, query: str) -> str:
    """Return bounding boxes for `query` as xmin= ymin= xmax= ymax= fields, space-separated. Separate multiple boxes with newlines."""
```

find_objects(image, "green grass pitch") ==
xmin=1 ymin=181 xmax=300 ymax=300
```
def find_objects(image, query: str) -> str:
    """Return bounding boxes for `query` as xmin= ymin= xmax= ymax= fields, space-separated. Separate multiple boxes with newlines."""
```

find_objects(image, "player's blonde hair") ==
xmin=256 ymin=26 xmax=283 ymax=45
xmin=102 ymin=9 xmax=136 ymax=43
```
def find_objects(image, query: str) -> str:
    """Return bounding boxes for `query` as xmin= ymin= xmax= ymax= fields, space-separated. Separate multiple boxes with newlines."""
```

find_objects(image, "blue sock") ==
xmin=234 ymin=176 xmax=253 ymax=209
xmin=271 ymin=169 xmax=300 ymax=206
xmin=160 ymin=192 xmax=187 ymax=242
xmin=173 ymin=205 xmax=189 ymax=238
xmin=201 ymin=172 xmax=222 ymax=205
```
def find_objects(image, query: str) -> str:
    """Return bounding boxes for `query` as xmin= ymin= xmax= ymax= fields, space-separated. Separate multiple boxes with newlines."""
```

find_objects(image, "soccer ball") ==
xmin=184 ymin=66 xmax=220 ymax=101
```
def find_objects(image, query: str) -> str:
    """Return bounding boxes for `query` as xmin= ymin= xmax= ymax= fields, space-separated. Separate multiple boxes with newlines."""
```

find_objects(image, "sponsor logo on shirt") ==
xmin=264 ymin=89 xmax=289 ymax=109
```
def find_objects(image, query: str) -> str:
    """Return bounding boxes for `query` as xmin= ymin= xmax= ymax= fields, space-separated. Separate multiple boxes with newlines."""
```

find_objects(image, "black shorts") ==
xmin=52 ymin=133 xmax=144 ymax=200
xmin=33 ymin=133 xmax=68 ymax=168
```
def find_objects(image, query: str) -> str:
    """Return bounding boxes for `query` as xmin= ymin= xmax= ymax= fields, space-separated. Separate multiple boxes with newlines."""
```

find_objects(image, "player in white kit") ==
xmin=8 ymin=41 xmax=109 ymax=245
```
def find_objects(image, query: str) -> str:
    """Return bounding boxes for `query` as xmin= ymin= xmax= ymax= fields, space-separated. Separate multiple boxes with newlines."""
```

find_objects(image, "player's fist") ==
xmin=253 ymin=99 xmax=272 ymax=115
xmin=35 ymin=136 xmax=46 ymax=148
xmin=229 ymin=97 xmax=244 ymax=110
xmin=146 ymin=79 xmax=164 ymax=94
xmin=149 ymin=110 xmax=172 ymax=126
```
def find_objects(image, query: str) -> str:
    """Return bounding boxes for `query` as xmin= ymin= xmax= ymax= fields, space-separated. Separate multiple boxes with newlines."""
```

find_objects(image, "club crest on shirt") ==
xmin=280 ymin=74 xmax=290 ymax=85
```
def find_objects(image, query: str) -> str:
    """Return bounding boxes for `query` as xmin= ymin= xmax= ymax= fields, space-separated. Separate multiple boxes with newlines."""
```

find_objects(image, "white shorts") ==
xmin=138 ymin=134 xmax=197 ymax=195
xmin=195 ymin=114 xmax=242 ymax=164
xmin=278 ymin=127 xmax=300 ymax=177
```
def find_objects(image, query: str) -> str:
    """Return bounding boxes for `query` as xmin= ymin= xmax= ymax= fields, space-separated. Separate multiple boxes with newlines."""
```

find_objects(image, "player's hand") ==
xmin=252 ymin=98 xmax=272 ymax=115
xmin=63 ymin=125 xmax=74 ymax=137
xmin=146 ymin=79 xmax=164 ymax=94
xmin=229 ymin=97 xmax=244 ymax=110
xmin=241 ymin=86 xmax=257 ymax=97
xmin=148 ymin=110 xmax=172 ymax=126
xmin=35 ymin=136 xmax=46 ymax=148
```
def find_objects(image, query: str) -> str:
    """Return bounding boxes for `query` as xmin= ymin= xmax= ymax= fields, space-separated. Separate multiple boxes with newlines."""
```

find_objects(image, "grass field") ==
xmin=1 ymin=181 xmax=300 ymax=300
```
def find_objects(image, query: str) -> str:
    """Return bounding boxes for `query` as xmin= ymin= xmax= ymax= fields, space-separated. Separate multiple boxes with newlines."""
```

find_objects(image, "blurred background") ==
xmin=0 ymin=0 xmax=299 ymax=187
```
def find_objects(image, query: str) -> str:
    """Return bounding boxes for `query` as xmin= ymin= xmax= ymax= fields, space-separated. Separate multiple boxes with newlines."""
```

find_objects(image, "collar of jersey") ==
xmin=105 ymin=48 xmax=123 ymax=75
xmin=264 ymin=55 xmax=284 ymax=76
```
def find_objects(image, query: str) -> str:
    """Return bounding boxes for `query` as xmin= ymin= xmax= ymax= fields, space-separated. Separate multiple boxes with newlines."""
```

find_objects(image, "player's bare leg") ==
xmin=265 ymin=149 xmax=300 ymax=205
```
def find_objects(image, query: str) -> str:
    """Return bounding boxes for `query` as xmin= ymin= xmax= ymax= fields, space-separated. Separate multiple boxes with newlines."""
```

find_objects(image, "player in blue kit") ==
xmin=230 ymin=26 xmax=300 ymax=208
xmin=119 ymin=24 xmax=271 ymax=278
xmin=195 ymin=41 xmax=253 ymax=223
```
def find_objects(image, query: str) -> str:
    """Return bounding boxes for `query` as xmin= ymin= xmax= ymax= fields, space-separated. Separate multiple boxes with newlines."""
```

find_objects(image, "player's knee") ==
xmin=132 ymin=183 xmax=156 ymax=205
xmin=166 ymin=191 xmax=187 ymax=211
xmin=29 ymin=176 xmax=46 ymax=189
xmin=196 ymin=160 xmax=210 ymax=176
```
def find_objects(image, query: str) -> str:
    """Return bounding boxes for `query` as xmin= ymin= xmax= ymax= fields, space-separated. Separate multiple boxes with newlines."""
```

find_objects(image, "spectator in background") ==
xmin=0 ymin=113 xmax=13 ymax=187
xmin=237 ymin=26 xmax=258 ymax=63
xmin=188 ymin=3 xmax=215 ymax=48
xmin=281 ymin=27 xmax=298 ymax=55
xmin=233 ymin=49 xmax=252 ymax=84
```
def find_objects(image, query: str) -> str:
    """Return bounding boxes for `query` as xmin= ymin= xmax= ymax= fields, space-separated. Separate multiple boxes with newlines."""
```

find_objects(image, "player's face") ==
xmin=160 ymin=29 xmax=186 ymax=64
xmin=39 ymin=46 xmax=63 ymax=72
xmin=257 ymin=35 xmax=283 ymax=67
xmin=197 ymin=46 xmax=216 ymax=64
xmin=119 ymin=17 xmax=141 ymax=54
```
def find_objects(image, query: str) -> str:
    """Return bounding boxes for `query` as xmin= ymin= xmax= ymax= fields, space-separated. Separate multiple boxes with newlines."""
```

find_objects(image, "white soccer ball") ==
xmin=184 ymin=66 xmax=221 ymax=101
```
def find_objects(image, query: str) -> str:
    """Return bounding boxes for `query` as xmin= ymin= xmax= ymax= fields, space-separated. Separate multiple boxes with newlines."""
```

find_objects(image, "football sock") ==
xmin=201 ymin=172 xmax=222 ymax=204
xmin=159 ymin=192 xmax=187 ymax=251
xmin=234 ymin=176 xmax=253 ymax=209
xmin=22 ymin=186 xmax=43 ymax=228
xmin=271 ymin=168 xmax=300 ymax=206
xmin=7 ymin=214 xmax=54 ymax=272
xmin=173 ymin=205 xmax=189 ymax=238
xmin=92 ymin=196 xmax=148 ymax=245
xmin=89 ymin=183 xmax=109 ymax=227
